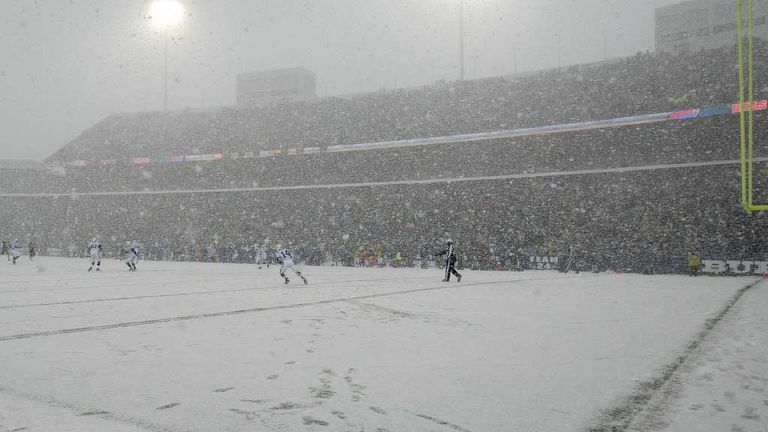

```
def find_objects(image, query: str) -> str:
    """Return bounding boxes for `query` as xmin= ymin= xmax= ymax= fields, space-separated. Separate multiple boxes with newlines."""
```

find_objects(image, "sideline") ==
xmin=583 ymin=278 xmax=765 ymax=432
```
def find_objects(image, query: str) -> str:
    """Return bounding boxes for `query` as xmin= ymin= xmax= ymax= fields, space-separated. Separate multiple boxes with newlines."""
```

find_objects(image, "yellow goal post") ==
xmin=737 ymin=0 xmax=768 ymax=212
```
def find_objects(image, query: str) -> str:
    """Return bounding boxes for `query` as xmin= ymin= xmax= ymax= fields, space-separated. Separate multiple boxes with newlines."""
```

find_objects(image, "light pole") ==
xmin=459 ymin=0 xmax=465 ymax=81
xmin=164 ymin=30 xmax=170 ymax=112
xmin=513 ymin=48 xmax=517 ymax=74
xmin=149 ymin=0 xmax=183 ymax=112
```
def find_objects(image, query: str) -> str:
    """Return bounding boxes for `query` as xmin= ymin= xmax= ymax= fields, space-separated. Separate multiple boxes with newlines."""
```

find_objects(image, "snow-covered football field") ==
xmin=0 ymin=257 xmax=766 ymax=432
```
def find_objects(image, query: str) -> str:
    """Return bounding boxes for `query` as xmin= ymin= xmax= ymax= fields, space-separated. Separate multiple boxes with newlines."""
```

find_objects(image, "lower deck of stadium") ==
xmin=0 ymin=258 xmax=766 ymax=431
xmin=2 ymin=160 xmax=766 ymax=274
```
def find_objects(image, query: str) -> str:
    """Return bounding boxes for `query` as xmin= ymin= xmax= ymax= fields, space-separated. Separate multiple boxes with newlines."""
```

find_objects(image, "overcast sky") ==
xmin=0 ymin=0 xmax=684 ymax=161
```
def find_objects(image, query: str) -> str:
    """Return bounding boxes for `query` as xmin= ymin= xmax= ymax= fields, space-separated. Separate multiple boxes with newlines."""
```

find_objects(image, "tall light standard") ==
xmin=149 ymin=0 xmax=183 ymax=112
xmin=459 ymin=0 xmax=465 ymax=81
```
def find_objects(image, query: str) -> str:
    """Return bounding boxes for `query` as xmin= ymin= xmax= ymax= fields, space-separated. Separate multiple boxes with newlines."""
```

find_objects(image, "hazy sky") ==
xmin=0 ymin=0 xmax=684 ymax=161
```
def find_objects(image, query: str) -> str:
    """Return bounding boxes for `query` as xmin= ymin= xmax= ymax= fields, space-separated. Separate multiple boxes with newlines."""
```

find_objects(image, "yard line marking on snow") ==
xmin=0 ymin=276 xmax=215 ymax=294
xmin=0 ymin=385 xmax=176 ymax=432
xmin=0 ymin=279 xmax=180 ymax=294
xmin=0 ymin=268 xmax=185 ymax=287
xmin=584 ymin=279 xmax=764 ymax=432
xmin=0 ymin=271 xmax=436 ymax=298
xmin=0 ymin=158 xmax=763 ymax=198
xmin=0 ymin=269 xmax=431 ymax=294
xmin=0 ymin=275 xmax=589 ymax=341
xmin=0 ymin=275 xmax=437 ymax=309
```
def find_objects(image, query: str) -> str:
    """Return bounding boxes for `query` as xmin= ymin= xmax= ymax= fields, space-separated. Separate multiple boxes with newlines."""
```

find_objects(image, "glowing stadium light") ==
xmin=149 ymin=0 xmax=184 ymax=28
xmin=147 ymin=1 xmax=183 ymax=112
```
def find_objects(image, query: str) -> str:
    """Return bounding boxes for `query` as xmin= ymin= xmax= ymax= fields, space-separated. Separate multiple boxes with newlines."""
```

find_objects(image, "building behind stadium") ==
xmin=236 ymin=67 xmax=317 ymax=107
xmin=656 ymin=0 xmax=768 ymax=53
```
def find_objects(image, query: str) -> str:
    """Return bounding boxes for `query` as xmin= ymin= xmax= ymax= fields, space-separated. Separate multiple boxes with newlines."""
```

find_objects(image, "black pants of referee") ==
xmin=444 ymin=257 xmax=462 ymax=281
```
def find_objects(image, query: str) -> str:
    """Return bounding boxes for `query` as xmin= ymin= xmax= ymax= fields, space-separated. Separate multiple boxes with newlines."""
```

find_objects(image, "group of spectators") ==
xmin=1 ymin=43 xmax=767 ymax=274
xmin=1 ymin=158 xmax=764 ymax=273
xmin=47 ymin=41 xmax=767 ymax=163
xmin=0 ymin=114 xmax=756 ymax=195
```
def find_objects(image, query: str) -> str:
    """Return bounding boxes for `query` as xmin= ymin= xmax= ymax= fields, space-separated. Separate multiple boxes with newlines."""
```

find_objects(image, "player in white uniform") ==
xmin=87 ymin=238 xmax=103 ymax=271
xmin=125 ymin=242 xmax=139 ymax=271
xmin=10 ymin=239 xmax=21 ymax=264
xmin=275 ymin=248 xmax=307 ymax=284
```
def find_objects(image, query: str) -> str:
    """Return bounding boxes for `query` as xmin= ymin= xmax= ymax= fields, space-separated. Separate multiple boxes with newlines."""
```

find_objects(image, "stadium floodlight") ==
xmin=149 ymin=0 xmax=184 ymax=28
xmin=148 ymin=1 xmax=183 ymax=112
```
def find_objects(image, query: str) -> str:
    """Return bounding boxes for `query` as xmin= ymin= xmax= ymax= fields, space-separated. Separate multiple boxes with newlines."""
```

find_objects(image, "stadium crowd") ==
xmin=0 ymin=114 xmax=758 ymax=195
xmin=1 ymin=43 xmax=766 ymax=274
xmin=47 ymin=42 xmax=767 ymax=162
xmin=1 ymin=158 xmax=765 ymax=274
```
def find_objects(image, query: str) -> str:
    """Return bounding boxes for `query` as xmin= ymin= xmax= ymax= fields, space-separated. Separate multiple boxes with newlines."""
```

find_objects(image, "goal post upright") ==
xmin=737 ymin=0 xmax=749 ymax=212
xmin=747 ymin=0 xmax=757 ymax=210
xmin=746 ymin=0 xmax=768 ymax=211
xmin=737 ymin=0 xmax=768 ymax=212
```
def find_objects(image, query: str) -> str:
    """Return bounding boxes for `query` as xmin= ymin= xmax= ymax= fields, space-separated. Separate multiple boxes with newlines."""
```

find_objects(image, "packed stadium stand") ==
xmin=1 ymin=43 xmax=766 ymax=273
xmin=47 ymin=43 xmax=766 ymax=162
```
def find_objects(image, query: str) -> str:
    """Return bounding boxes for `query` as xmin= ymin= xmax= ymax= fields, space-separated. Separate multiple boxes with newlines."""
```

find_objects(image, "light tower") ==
xmin=149 ymin=0 xmax=184 ymax=112
xmin=459 ymin=0 xmax=465 ymax=81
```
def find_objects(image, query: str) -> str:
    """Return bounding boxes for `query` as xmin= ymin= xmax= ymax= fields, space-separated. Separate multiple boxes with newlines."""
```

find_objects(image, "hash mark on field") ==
xmin=214 ymin=387 xmax=235 ymax=393
xmin=79 ymin=410 xmax=109 ymax=416
xmin=241 ymin=399 xmax=270 ymax=404
xmin=414 ymin=413 xmax=472 ymax=432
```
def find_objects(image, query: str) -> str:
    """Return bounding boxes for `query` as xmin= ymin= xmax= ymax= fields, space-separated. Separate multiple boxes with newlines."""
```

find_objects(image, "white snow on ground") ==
xmin=628 ymin=279 xmax=768 ymax=432
xmin=0 ymin=257 xmax=764 ymax=432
